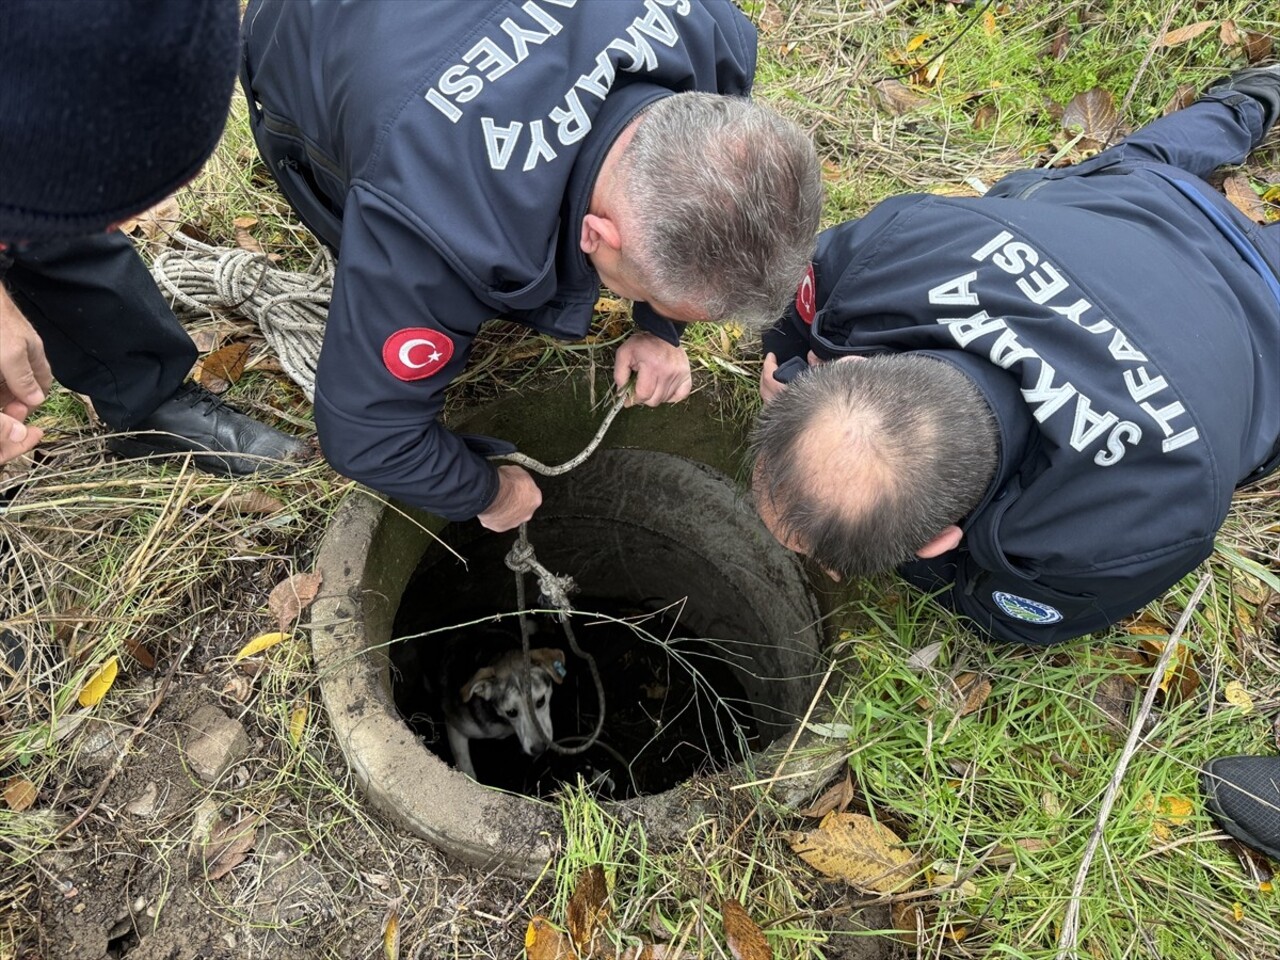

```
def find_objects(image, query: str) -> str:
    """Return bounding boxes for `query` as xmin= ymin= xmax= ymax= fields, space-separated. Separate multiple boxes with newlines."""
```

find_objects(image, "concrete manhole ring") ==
xmin=309 ymin=446 xmax=824 ymax=877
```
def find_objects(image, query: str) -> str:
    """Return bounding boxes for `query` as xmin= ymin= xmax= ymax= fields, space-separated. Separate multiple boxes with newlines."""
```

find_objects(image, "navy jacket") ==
xmin=241 ymin=0 xmax=756 ymax=519
xmin=764 ymin=100 xmax=1280 ymax=645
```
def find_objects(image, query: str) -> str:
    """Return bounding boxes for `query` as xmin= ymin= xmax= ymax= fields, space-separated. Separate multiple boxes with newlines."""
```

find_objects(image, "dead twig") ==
xmin=1056 ymin=570 xmax=1212 ymax=958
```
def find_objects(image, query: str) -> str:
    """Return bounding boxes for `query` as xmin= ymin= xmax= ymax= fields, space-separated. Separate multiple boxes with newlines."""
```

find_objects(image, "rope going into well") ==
xmin=149 ymin=233 xmax=332 ymax=401
xmin=152 ymin=236 xmax=619 ymax=761
xmin=495 ymin=393 xmax=631 ymax=759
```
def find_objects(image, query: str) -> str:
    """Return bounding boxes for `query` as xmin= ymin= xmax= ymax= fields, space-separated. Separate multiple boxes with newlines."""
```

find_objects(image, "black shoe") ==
xmin=106 ymin=382 xmax=312 ymax=478
xmin=1204 ymin=63 xmax=1280 ymax=134
xmin=1201 ymin=755 xmax=1280 ymax=860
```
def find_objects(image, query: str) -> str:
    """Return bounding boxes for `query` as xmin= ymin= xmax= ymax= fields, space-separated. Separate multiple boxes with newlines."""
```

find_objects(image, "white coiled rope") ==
xmin=149 ymin=233 xmax=332 ymax=401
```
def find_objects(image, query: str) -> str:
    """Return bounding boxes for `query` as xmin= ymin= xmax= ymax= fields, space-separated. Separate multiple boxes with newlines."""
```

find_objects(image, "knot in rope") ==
xmin=504 ymin=526 xmax=576 ymax=614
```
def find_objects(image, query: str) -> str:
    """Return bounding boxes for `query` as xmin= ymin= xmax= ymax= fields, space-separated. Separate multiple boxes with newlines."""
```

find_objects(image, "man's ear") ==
xmin=580 ymin=213 xmax=622 ymax=255
xmin=916 ymin=524 xmax=963 ymax=559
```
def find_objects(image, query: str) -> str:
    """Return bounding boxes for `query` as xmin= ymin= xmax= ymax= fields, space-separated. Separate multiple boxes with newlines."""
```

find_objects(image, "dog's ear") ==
xmin=462 ymin=667 xmax=497 ymax=702
xmin=530 ymin=648 xmax=568 ymax=684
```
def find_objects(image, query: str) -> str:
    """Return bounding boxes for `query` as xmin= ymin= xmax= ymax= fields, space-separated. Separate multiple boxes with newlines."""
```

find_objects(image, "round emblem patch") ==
xmin=795 ymin=263 xmax=816 ymax=325
xmin=382 ymin=327 xmax=454 ymax=381
xmin=992 ymin=591 xmax=1063 ymax=625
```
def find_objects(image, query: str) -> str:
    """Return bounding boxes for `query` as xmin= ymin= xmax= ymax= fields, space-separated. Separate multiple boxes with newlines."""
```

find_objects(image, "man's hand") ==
xmin=759 ymin=352 xmax=788 ymax=404
xmin=477 ymin=464 xmax=543 ymax=532
xmin=0 ymin=286 xmax=52 ymax=464
xmin=613 ymin=331 xmax=692 ymax=407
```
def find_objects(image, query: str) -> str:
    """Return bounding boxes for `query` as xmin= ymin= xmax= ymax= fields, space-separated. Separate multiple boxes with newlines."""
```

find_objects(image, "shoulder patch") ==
xmin=992 ymin=591 xmax=1063 ymax=625
xmin=382 ymin=328 xmax=454 ymax=381
xmin=795 ymin=263 xmax=816 ymax=325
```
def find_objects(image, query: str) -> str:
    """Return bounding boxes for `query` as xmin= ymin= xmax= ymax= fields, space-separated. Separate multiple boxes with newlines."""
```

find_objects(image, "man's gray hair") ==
xmin=618 ymin=92 xmax=823 ymax=326
xmin=751 ymin=354 xmax=1000 ymax=577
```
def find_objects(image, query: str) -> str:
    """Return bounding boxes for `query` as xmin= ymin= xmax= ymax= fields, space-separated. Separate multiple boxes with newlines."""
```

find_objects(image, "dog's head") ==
xmin=461 ymin=647 xmax=567 ymax=757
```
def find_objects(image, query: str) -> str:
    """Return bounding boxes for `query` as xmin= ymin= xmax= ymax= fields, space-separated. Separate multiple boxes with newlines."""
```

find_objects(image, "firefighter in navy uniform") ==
xmin=753 ymin=66 xmax=1280 ymax=647
xmin=239 ymin=0 xmax=823 ymax=533
xmin=750 ymin=66 xmax=1280 ymax=864
xmin=0 ymin=0 xmax=309 ymax=475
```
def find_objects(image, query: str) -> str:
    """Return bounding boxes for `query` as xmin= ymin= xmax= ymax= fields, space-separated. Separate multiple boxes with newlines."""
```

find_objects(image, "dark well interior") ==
xmin=388 ymin=450 xmax=824 ymax=799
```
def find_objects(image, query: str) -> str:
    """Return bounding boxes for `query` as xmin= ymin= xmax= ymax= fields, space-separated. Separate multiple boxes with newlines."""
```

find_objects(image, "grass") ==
xmin=4 ymin=1 xmax=1280 ymax=958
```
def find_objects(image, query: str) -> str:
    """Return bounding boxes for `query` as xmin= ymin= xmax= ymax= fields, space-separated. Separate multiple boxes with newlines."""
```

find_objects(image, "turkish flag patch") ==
xmin=382 ymin=327 xmax=454 ymax=381
xmin=795 ymin=263 xmax=816 ymax=325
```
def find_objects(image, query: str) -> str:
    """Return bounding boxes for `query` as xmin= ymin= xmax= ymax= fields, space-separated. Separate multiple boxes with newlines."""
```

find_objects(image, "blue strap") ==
xmin=1151 ymin=170 xmax=1280 ymax=306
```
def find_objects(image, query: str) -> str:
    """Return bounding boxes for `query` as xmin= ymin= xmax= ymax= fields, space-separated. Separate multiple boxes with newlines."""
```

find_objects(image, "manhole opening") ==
xmin=391 ymin=596 xmax=759 ymax=800
xmin=386 ymin=453 xmax=820 ymax=801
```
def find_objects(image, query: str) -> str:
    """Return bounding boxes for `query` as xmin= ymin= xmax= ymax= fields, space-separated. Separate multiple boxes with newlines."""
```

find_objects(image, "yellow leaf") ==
xmin=788 ymin=811 xmax=915 ymax=893
xmin=982 ymin=9 xmax=996 ymax=35
xmin=526 ymin=916 xmax=572 ymax=960
xmin=1225 ymin=680 xmax=1255 ymax=713
xmin=289 ymin=702 xmax=308 ymax=745
xmin=1141 ymin=793 xmax=1193 ymax=842
xmin=78 ymin=656 xmax=119 ymax=707
xmin=1261 ymin=881 xmax=1273 ymax=894
xmin=235 ymin=631 xmax=291 ymax=661
xmin=383 ymin=910 xmax=400 ymax=960
xmin=1232 ymin=902 xmax=1245 ymax=923
xmin=906 ymin=33 xmax=930 ymax=52
xmin=3 ymin=777 xmax=37 ymax=811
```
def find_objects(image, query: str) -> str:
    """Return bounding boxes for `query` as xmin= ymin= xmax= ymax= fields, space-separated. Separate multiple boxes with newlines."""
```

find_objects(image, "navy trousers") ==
xmin=1 ymin=232 xmax=195 ymax=430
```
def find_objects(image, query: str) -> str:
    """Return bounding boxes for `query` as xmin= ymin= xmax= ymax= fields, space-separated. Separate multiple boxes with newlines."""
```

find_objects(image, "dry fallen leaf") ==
xmin=566 ymin=864 xmax=610 ymax=953
xmin=1161 ymin=83 xmax=1198 ymax=117
xmin=722 ymin=898 xmax=771 ymax=960
xmin=195 ymin=342 xmax=251 ymax=395
xmin=269 ymin=571 xmax=324 ymax=634
xmin=1244 ymin=31 xmax=1274 ymax=63
xmin=1223 ymin=174 xmax=1267 ymax=224
xmin=3 ymin=777 xmax=37 ymax=812
xmin=526 ymin=917 xmax=573 ymax=960
xmin=224 ymin=490 xmax=286 ymax=516
xmin=1062 ymin=87 xmax=1125 ymax=149
xmin=1220 ymin=20 xmax=1241 ymax=46
xmin=973 ymin=103 xmax=999 ymax=131
xmin=870 ymin=78 xmax=927 ymax=117
xmin=234 ymin=631 xmax=291 ymax=662
xmin=797 ymin=769 xmax=855 ymax=819
xmin=124 ymin=637 xmax=156 ymax=670
xmin=788 ymin=811 xmax=915 ymax=893
xmin=78 ymin=656 xmax=119 ymax=707
xmin=890 ymin=900 xmax=926 ymax=946
xmin=906 ymin=641 xmax=944 ymax=672
xmin=1139 ymin=637 xmax=1200 ymax=704
xmin=1157 ymin=20 xmax=1216 ymax=48
xmin=204 ymin=814 xmax=259 ymax=881
xmin=956 ymin=673 xmax=992 ymax=717
xmin=117 ymin=195 xmax=181 ymax=242
xmin=1046 ymin=25 xmax=1070 ymax=61
xmin=233 ymin=215 xmax=265 ymax=255
xmin=756 ymin=0 xmax=784 ymax=35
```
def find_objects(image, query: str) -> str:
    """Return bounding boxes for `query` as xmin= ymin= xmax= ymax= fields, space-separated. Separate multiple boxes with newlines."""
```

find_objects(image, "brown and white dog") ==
xmin=430 ymin=626 xmax=567 ymax=779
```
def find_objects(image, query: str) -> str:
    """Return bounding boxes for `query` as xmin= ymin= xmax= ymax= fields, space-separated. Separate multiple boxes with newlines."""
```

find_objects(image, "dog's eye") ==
xmin=504 ymin=708 xmax=519 ymax=719
xmin=535 ymin=697 xmax=546 ymax=708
